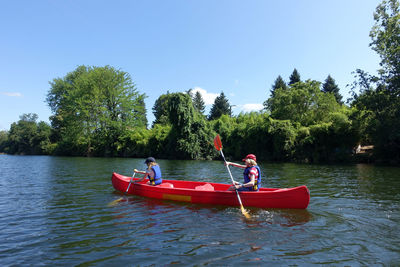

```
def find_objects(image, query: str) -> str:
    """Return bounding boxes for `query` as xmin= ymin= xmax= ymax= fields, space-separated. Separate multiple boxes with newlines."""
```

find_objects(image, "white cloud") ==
xmin=192 ymin=87 xmax=219 ymax=105
xmin=1 ymin=92 xmax=23 ymax=97
xmin=240 ymin=103 xmax=264 ymax=113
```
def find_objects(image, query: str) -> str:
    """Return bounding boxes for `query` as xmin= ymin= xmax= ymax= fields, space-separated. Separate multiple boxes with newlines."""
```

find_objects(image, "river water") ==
xmin=0 ymin=155 xmax=399 ymax=266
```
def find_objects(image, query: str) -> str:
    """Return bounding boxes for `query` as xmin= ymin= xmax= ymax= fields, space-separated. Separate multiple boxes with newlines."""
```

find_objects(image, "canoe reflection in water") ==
xmin=111 ymin=191 xmax=312 ymax=227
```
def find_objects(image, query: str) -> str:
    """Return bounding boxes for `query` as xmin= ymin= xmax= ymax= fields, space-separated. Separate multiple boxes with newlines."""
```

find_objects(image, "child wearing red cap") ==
xmin=226 ymin=154 xmax=261 ymax=191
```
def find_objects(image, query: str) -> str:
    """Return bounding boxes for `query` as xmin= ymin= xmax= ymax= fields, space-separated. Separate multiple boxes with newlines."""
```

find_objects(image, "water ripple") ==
xmin=0 ymin=156 xmax=399 ymax=266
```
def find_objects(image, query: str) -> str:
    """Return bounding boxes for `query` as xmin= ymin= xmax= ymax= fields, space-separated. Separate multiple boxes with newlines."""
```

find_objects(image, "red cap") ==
xmin=242 ymin=154 xmax=256 ymax=162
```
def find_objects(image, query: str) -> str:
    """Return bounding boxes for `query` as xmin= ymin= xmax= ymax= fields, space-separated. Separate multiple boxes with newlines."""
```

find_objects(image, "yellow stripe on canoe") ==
xmin=163 ymin=194 xmax=192 ymax=202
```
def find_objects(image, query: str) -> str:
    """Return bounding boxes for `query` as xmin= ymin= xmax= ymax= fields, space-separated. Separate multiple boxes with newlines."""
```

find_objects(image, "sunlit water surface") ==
xmin=0 ymin=155 xmax=399 ymax=265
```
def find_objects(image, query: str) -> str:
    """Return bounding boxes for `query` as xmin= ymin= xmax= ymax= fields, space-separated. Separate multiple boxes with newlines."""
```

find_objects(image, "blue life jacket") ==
xmin=243 ymin=166 xmax=261 ymax=191
xmin=149 ymin=165 xmax=162 ymax=185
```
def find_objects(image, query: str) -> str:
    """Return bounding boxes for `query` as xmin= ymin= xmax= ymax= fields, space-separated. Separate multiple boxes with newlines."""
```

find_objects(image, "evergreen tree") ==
xmin=271 ymin=75 xmax=287 ymax=96
xmin=192 ymin=91 xmax=206 ymax=114
xmin=322 ymin=75 xmax=343 ymax=104
xmin=186 ymin=88 xmax=193 ymax=98
xmin=208 ymin=91 xmax=232 ymax=120
xmin=289 ymin=68 xmax=301 ymax=85
xmin=265 ymin=75 xmax=287 ymax=109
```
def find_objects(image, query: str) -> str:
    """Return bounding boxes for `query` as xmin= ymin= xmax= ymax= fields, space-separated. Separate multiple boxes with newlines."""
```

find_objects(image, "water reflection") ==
xmin=1 ymin=155 xmax=399 ymax=266
xmin=111 ymin=194 xmax=312 ymax=228
xmin=355 ymin=164 xmax=400 ymax=201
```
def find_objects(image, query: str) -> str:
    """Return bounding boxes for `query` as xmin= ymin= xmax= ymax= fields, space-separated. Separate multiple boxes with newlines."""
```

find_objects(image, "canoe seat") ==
xmin=157 ymin=182 xmax=174 ymax=188
xmin=195 ymin=183 xmax=214 ymax=191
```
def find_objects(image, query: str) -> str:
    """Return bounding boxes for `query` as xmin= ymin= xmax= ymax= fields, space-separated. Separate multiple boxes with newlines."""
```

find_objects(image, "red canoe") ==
xmin=111 ymin=172 xmax=310 ymax=209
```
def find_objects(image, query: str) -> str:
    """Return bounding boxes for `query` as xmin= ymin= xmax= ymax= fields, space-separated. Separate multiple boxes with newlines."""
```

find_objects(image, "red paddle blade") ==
xmin=214 ymin=134 xmax=223 ymax=151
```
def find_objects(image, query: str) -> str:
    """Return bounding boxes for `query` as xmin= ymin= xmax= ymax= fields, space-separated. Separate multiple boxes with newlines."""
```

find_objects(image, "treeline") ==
xmin=1 ymin=0 xmax=399 ymax=164
xmin=0 ymin=72 xmax=375 ymax=163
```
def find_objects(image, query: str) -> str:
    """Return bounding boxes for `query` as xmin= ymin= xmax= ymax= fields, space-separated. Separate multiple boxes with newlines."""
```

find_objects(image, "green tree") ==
xmin=6 ymin=113 xmax=52 ymax=155
xmin=133 ymin=95 xmax=148 ymax=129
xmin=269 ymin=75 xmax=287 ymax=99
xmin=152 ymin=92 xmax=171 ymax=126
xmin=192 ymin=91 xmax=206 ymax=114
xmin=167 ymin=93 xmax=215 ymax=159
xmin=351 ymin=0 xmax=400 ymax=163
xmin=0 ymin=131 xmax=8 ymax=153
xmin=370 ymin=0 xmax=400 ymax=90
xmin=47 ymin=65 xmax=146 ymax=156
xmin=266 ymin=80 xmax=341 ymax=126
xmin=289 ymin=68 xmax=301 ymax=85
xmin=208 ymin=91 xmax=232 ymax=120
xmin=322 ymin=75 xmax=343 ymax=104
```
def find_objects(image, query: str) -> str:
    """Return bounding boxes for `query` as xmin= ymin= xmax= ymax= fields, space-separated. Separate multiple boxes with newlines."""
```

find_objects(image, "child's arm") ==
xmin=133 ymin=169 xmax=148 ymax=182
xmin=225 ymin=162 xmax=246 ymax=169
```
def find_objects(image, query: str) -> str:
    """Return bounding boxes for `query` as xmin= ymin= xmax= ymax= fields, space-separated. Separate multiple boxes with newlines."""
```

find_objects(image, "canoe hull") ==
xmin=111 ymin=172 xmax=310 ymax=209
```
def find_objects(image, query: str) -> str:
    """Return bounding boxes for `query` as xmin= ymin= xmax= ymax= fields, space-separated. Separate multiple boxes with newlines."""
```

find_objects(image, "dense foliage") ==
xmin=46 ymin=65 xmax=147 ymax=156
xmin=0 ymin=0 xmax=398 ymax=164
xmin=1 ymin=114 xmax=53 ymax=155
xmin=350 ymin=0 xmax=400 ymax=163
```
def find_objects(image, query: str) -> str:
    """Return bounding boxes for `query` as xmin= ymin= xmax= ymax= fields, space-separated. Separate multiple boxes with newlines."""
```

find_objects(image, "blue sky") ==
xmin=0 ymin=0 xmax=382 ymax=130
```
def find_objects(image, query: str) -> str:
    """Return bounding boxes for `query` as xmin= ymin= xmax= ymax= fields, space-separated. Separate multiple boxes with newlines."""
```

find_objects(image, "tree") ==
xmin=370 ymin=0 xmax=400 ymax=91
xmin=0 ymin=130 xmax=8 ymax=153
xmin=152 ymin=92 xmax=171 ymax=126
xmin=136 ymin=95 xmax=148 ymax=129
xmin=192 ymin=91 xmax=206 ymax=114
xmin=47 ymin=65 xmax=146 ymax=156
xmin=270 ymin=75 xmax=287 ymax=98
xmin=351 ymin=0 xmax=400 ymax=163
xmin=322 ymin=75 xmax=343 ymax=104
xmin=266 ymin=80 xmax=341 ymax=126
xmin=6 ymin=113 xmax=52 ymax=155
xmin=208 ymin=91 xmax=232 ymax=120
xmin=289 ymin=68 xmax=301 ymax=85
xmin=166 ymin=93 xmax=214 ymax=159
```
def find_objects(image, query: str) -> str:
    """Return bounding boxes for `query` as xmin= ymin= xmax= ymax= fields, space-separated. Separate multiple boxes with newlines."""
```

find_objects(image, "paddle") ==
xmin=213 ymin=134 xmax=251 ymax=219
xmin=107 ymin=171 xmax=136 ymax=206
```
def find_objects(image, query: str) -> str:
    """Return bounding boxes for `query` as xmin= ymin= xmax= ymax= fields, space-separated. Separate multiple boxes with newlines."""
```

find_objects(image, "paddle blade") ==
xmin=213 ymin=134 xmax=223 ymax=151
xmin=241 ymin=205 xmax=251 ymax=219
xmin=107 ymin=197 xmax=123 ymax=207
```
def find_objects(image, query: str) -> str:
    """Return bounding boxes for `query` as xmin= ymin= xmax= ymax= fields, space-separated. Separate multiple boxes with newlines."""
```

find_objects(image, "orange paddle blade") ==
xmin=214 ymin=134 xmax=223 ymax=151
